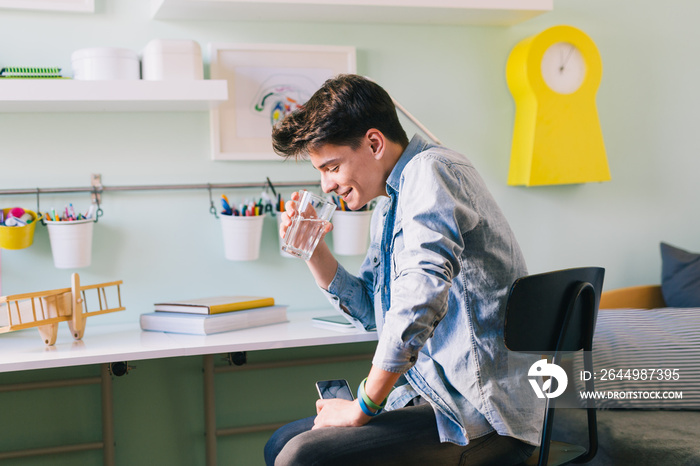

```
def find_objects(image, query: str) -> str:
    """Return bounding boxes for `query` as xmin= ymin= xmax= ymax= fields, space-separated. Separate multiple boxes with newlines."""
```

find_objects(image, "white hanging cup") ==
xmin=220 ymin=215 xmax=264 ymax=261
xmin=45 ymin=219 xmax=95 ymax=268
xmin=331 ymin=210 xmax=373 ymax=256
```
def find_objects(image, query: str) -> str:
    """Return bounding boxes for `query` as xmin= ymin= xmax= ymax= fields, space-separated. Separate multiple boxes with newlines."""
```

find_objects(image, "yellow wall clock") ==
xmin=506 ymin=25 xmax=610 ymax=186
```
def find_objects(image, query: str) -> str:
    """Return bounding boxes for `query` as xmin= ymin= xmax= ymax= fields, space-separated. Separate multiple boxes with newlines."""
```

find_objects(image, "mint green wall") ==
xmin=0 ymin=0 xmax=698 ymax=464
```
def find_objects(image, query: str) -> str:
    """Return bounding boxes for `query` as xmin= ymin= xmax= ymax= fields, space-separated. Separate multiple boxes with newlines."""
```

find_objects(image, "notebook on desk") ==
xmin=153 ymin=296 xmax=275 ymax=315
xmin=141 ymin=304 xmax=288 ymax=335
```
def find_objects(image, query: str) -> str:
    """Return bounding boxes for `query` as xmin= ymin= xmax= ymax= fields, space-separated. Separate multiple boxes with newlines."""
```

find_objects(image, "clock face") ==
xmin=541 ymin=42 xmax=586 ymax=94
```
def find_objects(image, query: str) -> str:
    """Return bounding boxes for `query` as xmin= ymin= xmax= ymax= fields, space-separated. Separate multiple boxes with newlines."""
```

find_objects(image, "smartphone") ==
xmin=315 ymin=379 xmax=354 ymax=401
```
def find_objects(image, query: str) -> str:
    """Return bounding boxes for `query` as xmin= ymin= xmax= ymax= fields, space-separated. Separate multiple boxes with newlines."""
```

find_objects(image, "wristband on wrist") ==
xmin=357 ymin=394 xmax=378 ymax=417
xmin=357 ymin=377 xmax=387 ymax=416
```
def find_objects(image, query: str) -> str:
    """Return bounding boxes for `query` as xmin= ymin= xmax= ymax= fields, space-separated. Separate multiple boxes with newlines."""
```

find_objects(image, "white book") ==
xmin=140 ymin=305 xmax=288 ymax=335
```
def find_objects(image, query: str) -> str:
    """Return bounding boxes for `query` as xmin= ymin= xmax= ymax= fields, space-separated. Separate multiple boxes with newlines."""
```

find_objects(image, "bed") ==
xmin=552 ymin=284 xmax=700 ymax=465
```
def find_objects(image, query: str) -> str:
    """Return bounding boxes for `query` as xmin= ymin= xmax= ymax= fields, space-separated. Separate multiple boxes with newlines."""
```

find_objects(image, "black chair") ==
xmin=505 ymin=267 xmax=604 ymax=466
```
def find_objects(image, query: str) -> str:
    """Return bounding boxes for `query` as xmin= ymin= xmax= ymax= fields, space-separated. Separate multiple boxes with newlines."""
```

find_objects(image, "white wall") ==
xmin=1 ymin=0 xmax=698 ymax=326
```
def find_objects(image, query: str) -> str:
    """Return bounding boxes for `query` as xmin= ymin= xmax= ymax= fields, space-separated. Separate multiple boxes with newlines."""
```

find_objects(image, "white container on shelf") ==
xmin=71 ymin=47 xmax=140 ymax=80
xmin=141 ymin=39 xmax=203 ymax=81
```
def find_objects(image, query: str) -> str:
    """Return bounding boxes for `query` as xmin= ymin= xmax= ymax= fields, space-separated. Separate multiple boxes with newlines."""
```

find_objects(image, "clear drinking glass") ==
xmin=281 ymin=191 xmax=336 ymax=260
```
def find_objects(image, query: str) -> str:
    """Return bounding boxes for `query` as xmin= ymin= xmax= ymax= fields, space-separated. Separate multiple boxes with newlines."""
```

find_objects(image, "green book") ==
xmin=0 ymin=67 xmax=63 ymax=78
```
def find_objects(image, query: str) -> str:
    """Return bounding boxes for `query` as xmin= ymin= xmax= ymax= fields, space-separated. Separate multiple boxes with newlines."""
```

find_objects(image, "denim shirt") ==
xmin=321 ymin=135 xmax=543 ymax=446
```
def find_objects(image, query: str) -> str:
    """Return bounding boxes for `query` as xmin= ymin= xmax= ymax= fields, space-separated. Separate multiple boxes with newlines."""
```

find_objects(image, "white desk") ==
xmin=0 ymin=309 xmax=377 ymax=465
xmin=0 ymin=308 xmax=378 ymax=373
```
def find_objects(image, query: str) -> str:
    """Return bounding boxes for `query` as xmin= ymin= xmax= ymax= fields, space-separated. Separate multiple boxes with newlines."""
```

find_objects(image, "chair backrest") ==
xmin=505 ymin=267 xmax=605 ymax=355
xmin=505 ymin=267 xmax=604 ymax=466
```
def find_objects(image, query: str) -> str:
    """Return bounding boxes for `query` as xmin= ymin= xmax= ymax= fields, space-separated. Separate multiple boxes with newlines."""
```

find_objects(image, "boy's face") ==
xmin=309 ymin=135 xmax=388 ymax=211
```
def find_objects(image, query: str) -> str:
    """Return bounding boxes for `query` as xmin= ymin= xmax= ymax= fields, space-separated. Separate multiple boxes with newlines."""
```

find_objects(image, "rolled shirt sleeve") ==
xmin=319 ymin=200 xmax=390 ymax=331
xmin=321 ymin=260 xmax=376 ymax=331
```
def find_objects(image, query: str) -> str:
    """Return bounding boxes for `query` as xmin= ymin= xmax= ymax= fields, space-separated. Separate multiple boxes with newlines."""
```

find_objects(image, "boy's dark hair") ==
xmin=272 ymin=74 xmax=409 ymax=159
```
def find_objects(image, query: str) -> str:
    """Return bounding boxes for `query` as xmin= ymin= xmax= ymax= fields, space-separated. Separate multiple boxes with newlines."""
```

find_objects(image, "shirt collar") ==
xmin=386 ymin=134 xmax=433 ymax=195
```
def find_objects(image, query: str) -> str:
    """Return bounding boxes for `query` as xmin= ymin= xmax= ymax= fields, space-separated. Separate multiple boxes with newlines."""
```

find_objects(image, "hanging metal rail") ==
xmin=0 ymin=175 xmax=321 ymax=200
xmin=0 ymin=174 xmax=321 ymax=220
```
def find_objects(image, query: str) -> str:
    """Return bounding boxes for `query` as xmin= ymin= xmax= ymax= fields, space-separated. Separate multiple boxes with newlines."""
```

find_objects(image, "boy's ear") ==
xmin=366 ymin=129 xmax=385 ymax=160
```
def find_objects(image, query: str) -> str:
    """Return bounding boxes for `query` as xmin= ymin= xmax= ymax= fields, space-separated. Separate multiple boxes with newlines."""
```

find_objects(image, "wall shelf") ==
xmin=0 ymin=80 xmax=228 ymax=113
xmin=150 ymin=0 xmax=552 ymax=26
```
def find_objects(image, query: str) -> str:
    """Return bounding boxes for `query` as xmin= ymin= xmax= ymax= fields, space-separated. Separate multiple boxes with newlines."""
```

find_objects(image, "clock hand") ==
xmin=559 ymin=45 xmax=575 ymax=73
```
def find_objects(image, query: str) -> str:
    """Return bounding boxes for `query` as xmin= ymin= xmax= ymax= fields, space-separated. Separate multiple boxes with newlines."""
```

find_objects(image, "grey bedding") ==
xmin=552 ymin=408 xmax=700 ymax=465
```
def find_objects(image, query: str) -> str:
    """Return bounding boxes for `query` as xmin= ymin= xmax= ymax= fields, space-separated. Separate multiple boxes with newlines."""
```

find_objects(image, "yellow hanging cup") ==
xmin=0 ymin=208 xmax=38 ymax=250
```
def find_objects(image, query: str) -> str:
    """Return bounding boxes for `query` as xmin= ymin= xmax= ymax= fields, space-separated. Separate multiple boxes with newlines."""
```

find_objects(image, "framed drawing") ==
xmin=209 ymin=43 xmax=356 ymax=161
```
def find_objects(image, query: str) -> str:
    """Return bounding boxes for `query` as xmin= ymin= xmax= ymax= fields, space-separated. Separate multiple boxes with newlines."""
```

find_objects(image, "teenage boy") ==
xmin=265 ymin=74 xmax=541 ymax=466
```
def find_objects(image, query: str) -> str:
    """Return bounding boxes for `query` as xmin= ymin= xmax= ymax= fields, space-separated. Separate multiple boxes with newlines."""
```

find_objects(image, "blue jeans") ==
xmin=264 ymin=403 xmax=535 ymax=466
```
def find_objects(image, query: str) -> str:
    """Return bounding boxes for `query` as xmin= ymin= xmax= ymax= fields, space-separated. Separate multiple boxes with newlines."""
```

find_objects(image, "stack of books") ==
xmin=140 ymin=296 xmax=287 ymax=335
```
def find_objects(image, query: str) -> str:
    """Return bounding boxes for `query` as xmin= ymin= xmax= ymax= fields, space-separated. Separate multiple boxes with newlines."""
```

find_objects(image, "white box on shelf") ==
xmin=141 ymin=39 xmax=203 ymax=81
xmin=71 ymin=47 xmax=140 ymax=80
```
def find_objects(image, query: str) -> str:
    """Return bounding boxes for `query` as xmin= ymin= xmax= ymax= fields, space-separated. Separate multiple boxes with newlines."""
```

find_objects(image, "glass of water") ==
xmin=281 ymin=191 xmax=336 ymax=260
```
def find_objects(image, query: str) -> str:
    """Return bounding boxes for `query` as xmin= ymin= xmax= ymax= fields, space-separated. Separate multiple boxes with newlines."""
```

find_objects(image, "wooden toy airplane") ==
xmin=0 ymin=273 xmax=124 ymax=346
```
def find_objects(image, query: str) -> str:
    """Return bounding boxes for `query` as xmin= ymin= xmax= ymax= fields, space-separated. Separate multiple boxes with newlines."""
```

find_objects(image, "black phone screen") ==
xmin=316 ymin=379 xmax=354 ymax=401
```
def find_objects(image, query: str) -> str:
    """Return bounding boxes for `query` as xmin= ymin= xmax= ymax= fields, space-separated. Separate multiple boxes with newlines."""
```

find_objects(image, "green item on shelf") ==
xmin=0 ymin=67 xmax=63 ymax=78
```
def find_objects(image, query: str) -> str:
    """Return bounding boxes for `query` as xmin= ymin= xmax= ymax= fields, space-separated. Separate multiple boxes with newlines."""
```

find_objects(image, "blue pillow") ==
xmin=661 ymin=242 xmax=700 ymax=308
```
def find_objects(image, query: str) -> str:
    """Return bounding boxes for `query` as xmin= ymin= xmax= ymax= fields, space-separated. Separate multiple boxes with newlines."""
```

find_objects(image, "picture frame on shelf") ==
xmin=209 ymin=43 xmax=356 ymax=161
